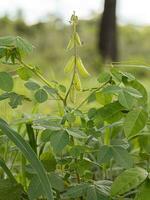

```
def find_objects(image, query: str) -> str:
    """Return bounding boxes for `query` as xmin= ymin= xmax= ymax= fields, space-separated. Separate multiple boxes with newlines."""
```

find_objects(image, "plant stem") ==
xmin=64 ymin=20 xmax=77 ymax=106
xmin=73 ymin=81 xmax=109 ymax=111
xmin=19 ymin=60 xmax=65 ymax=104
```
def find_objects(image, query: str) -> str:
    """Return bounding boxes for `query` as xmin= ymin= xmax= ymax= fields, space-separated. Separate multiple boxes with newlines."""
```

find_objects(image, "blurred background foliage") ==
xmin=0 ymin=8 xmax=150 ymax=121
xmin=0 ymin=12 xmax=150 ymax=78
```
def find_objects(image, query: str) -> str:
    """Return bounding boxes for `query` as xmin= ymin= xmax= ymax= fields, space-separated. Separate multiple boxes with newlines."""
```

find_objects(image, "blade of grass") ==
xmin=0 ymin=118 xmax=54 ymax=200
xmin=0 ymin=158 xmax=16 ymax=182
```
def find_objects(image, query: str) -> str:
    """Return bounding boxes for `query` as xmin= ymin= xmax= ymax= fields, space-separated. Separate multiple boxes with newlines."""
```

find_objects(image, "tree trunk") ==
xmin=99 ymin=0 xmax=118 ymax=62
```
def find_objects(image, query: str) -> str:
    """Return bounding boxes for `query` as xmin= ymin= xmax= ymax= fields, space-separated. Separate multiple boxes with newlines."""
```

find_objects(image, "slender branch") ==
xmin=73 ymin=81 xmax=109 ymax=111
xmin=64 ymin=19 xmax=77 ymax=106
xmin=19 ymin=60 xmax=65 ymax=104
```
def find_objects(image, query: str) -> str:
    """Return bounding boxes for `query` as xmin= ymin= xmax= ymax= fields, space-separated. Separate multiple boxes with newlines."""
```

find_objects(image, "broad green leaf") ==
xmin=0 ymin=92 xmax=10 ymax=101
xmin=34 ymin=88 xmax=48 ymax=103
xmin=62 ymin=183 xmax=88 ymax=199
xmin=0 ymin=36 xmax=33 ymax=56
xmin=17 ymin=67 xmax=32 ymax=81
xmin=86 ymin=185 xmax=97 ymax=200
xmin=88 ymin=108 xmax=97 ymax=119
xmin=0 ymin=178 xmax=28 ymax=200
xmin=111 ymin=167 xmax=148 ymax=196
xmin=28 ymin=172 xmax=65 ymax=200
xmin=118 ymin=90 xmax=135 ymax=109
xmin=96 ymin=101 xmax=123 ymax=123
xmin=49 ymin=172 xmax=65 ymax=192
xmin=129 ymin=80 xmax=148 ymax=105
xmin=28 ymin=175 xmax=43 ymax=200
xmin=102 ymin=85 xmax=121 ymax=94
xmin=95 ymin=180 xmax=112 ymax=197
xmin=120 ymin=71 xmax=135 ymax=81
xmin=0 ymin=36 xmax=15 ymax=46
xmin=124 ymin=87 xmax=142 ymax=98
xmin=77 ymin=57 xmax=90 ymax=77
xmin=65 ymin=112 xmax=76 ymax=123
xmin=41 ymin=129 xmax=53 ymax=142
xmin=111 ymin=68 xmax=122 ymax=83
xmin=25 ymin=81 xmax=40 ymax=91
xmin=50 ymin=130 xmax=69 ymax=154
xmin=59 ymin=84 xmax=66 ymax=93
xmin=0 ymin=119 xmax=54 ymax=200
xmin=96 ymin=92 xmax=112 ymax=105
xmin=124 ymin=108 xmax=148 ymax=138
xmin=97 ymin=145 xmax=113 ymax=164
xmin=97 ymin=72 xmax=111 ymax=83
xmin=15 ymin=36 xmax=33 ymax=55
xmin=111 ymin=146 xmax=133 ymax=169
xmin=66 ymin=129 xmax=87 ymax=139
xmin=70 ymin=145 xmax=86 ymax=157
xmin=135 ymin=179 xmax=150 ymax=200
xmin=64 ymin=56 xmax=74 ymax=73
xmin=40 ymin=152 xmax=57 ymax=172
xmin=43 ymin=86 xmax=57 ymax=96
xmin=0 ymin=72 xmax=13 ymax=92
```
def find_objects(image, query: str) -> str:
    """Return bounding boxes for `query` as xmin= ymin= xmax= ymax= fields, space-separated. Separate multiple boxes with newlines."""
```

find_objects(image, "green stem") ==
xmin=73 ymin=81 xmax=109 ymax=111
xmin=64 ymin=20 xmax=77 ymax=106
xmin=19 ymin=60 xmax=65 ymax=104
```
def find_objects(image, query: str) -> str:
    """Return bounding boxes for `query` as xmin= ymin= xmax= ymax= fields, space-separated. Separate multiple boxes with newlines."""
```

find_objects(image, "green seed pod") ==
xmin=77 ymin=57 xmax=90 ymax=77
xmin=67 ymin=37 xmax=74 ymax=50
xmin=74 ymin=73 xmax=82 ymax=91
xmin=70 ymin=85 xmax=76 ymax=103
xmin=75 ymin=33 xmax=82 ymax=46
xmin=64 ymin=56 xmax=75 ymax=73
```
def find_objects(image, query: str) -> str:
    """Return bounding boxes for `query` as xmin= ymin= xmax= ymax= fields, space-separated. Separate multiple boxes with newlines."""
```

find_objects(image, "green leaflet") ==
xmin=111 ymin=167 xmax=148 ymax=196
xmin=40 ymin=151 xmax=57 ymax=172
xmin=0 ymin=36 xmax=33 ymax=56
xmin=0 ymin=178 xmax=28 ymax=200
xmin=96 ymin=92 xmax=112 ymax=105
xmin=129 ymin=80 xmax=148 ymax=105
xmin=118 ymin=90 xmax=136 ymax=109
xmin=0 ymin=72 xmax=13 ymax=92
xmin=124 ymin=108 xmax=148 ymax=138
xmin=28 ymin=172 xmax=65 ymax=200
xmin=50 ymin=130 xmax=69 ymax=154
xmin=97 ymin=72 xmax=111 ymax=83
xmin=86 ymin=185 xmax=97 ymax=200
xmin=135 ymin=179 xmax=150 ymax=200
xmin=34 ymin=88 xmax=48 ymax=103
xmin=25 ymin=81 xmax=40 ymax=91
xmin=17 ymin=67 xmax=32 ymax=81
xmin=96 ymin=101 xmax=123 ymax=123
xmin=0 ymin=118 xmax=54 ymax=200
xmin=111 ymin=146 xmax=133 ymax=169
xmin=97 ymin=145 xmax=113 ymax=164
xmin=62 ymin=183 xmax=88 ymax=199
xmin=0 ymin=92 xmax=30 ymax=109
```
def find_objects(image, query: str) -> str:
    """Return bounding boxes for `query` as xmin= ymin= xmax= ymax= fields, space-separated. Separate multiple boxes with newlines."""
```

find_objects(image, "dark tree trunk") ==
xmin=99 ymin=0 xmax=118 ymax=62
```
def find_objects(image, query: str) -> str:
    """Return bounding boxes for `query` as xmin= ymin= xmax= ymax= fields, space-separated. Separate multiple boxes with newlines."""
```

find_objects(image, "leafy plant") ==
xmin=0 ymin=12 xmax=149 ymax=200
